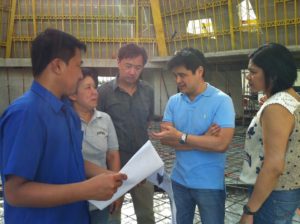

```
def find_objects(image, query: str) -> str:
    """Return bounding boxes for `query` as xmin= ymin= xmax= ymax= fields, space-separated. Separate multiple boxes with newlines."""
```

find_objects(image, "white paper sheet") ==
xmin=89 ymin=140 xmax=164 ymax=210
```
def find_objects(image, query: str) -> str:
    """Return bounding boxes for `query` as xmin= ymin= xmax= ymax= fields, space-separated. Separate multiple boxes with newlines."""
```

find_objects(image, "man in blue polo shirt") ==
xmin=151 ymin=48 xmax=235 ymax=224
xmin=0 ymin=28 xmax=127 ymax=224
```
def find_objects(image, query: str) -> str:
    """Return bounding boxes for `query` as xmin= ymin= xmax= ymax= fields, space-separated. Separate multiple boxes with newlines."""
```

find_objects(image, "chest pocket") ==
xmin=84 ymin=126 xmax=108 ymax=150
xmin=173 ymin=111 xmax=210 ymax=135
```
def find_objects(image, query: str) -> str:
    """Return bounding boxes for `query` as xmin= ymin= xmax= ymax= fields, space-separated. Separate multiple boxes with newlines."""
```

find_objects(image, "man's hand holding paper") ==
xmin=89 ymin=140 xmax=164 ymax=210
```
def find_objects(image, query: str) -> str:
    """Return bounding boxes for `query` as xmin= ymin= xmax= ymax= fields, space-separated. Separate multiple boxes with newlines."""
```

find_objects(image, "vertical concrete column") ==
xmin=207 ymin=68 xmax=243 ymax=119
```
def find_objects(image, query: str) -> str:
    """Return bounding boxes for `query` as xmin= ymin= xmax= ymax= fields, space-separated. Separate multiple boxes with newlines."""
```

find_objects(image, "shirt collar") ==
xmin=112 ymin=78 xmax=118 ymax=91
xmin=80 ymin=109 xmax=103 ymax=124
xmin=201 ymin=83 xmax=214 ymax=97
xmin=181 ymin=82 xmax=213 ymax=100
xmin=93 ymin=109 xmax=103 ymax=119
xmin=31 ymin=80 xmax=65 ymax=113
xmin=112 ymin=75 xmax=144 ymax=92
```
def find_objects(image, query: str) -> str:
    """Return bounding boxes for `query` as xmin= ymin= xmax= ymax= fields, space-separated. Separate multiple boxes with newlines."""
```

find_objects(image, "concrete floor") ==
xmin=0 ymin=125 xmax=299 ymax=224
xmin=119 ymin=125 xmax=300 ymax=224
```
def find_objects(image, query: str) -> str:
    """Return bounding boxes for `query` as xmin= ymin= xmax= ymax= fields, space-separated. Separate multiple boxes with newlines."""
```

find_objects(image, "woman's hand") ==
xmin=239 ymin=214 xmax=253 ymax=224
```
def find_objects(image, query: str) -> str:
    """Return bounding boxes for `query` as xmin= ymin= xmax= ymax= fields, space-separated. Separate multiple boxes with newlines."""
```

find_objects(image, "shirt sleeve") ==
xmin=106 ymin=114 xmax=119 ymax=150
xmin=213 ymin=95 xmax=236 ymax=128
xmin=2 ymin=108 xmax=45 ymax=181
xmin=163 ymin=97 xmax=174 ymax=123
xmin=97 ymin=85 xmax=107 ymax=112
xmin=148 ymin=87 xmax=155 ymax=122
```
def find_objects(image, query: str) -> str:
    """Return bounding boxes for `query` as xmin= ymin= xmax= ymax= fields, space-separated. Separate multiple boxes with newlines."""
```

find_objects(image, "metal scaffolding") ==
xmin=0 ymin=0 xmax=299 ymax=58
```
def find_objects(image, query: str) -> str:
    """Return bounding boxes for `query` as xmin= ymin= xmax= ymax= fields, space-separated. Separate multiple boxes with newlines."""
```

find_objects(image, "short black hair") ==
xmin=168 ymin=47 xmax=207 ymax=76
xmin=81 ymin=68 xmax=98 ymax=87
xmin=249 ymin=43 xmax=297 ymax=95
xmin=118 ymin=43 xmax=148 ymax=65
xmin=31 ymin=28 xmax=86 ymax=77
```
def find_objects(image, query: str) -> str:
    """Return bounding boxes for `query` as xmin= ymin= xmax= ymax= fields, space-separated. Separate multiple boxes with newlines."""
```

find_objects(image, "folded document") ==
xmin=89 ymin=140 xmax=164 ymax=210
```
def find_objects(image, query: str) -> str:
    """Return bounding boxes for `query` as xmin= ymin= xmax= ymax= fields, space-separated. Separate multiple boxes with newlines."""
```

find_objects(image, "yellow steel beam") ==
xmin=167 ymin=0 xmax=178 ymax=51
xmin=254 ymin=0 xmax=260 ymax=46
xmin=12 ymin=36 xmax=157 ymax=43
xmin=161 ymin=0 xmax=171 ymax=55
xmin=212 ymin=4 xmax=218 ymax=51
xmin=149 ymin=0 xmax=168 ymax=56
xmin=0 ymin=6 xmax=9 ymax=11
xmin=32 ymin=0 xmax=37 ymax=37
xmin=227 ymin=0 xmax=235 ymax=50
xmin=5 ymin=0 xmax=17 ymax=58
xmin=284 ymin=0 xmax=288 ymax=45
xmin=135 ymin=0 xmax=139 ymax=42
xmin=295 ymin=0 xmax=298 ymax=45
xmin=264 ymin=0 xmax=269 ymax=42
xmin=195 ymin=1 xmax=204 ymax=53
xmin=162 ymin=0 xmax=228 ymax=17
xmin=274 ymin=1 xmax=278 ymax=42
xmin=14 ymin=14 xmax=138 ymax=21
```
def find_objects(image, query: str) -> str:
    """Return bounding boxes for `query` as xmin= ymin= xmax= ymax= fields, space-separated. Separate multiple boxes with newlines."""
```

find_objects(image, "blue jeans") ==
xmin=248 ymin=188 xmax=300 ymax=224
xmin=172 ymin=181 xmax=226 ymax=224
xmin=90 ymin=207 xmax=109 ymax=224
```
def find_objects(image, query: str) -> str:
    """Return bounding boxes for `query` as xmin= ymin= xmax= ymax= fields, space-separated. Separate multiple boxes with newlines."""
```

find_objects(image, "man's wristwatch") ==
xmin=243 ymin=205 xmax=256 ymax=215
xmin=179 ymin=133 xmax=188 ymax=144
